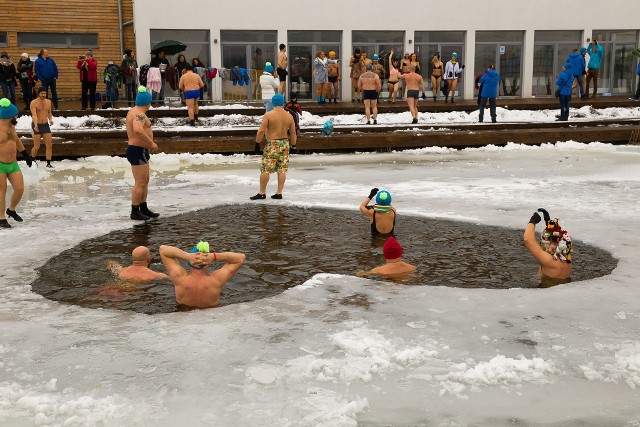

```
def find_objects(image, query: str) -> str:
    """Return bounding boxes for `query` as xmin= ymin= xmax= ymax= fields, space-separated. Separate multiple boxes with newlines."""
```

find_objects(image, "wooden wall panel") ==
xmin=0 ymin=1 xmax=136 ymax=103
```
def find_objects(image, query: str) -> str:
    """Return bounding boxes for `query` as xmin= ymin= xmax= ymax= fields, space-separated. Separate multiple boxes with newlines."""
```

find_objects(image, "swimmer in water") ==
xmin=524 ymin=208 xmax=572 ymax=281
xmin=359 ymin=236 xmax=415 ymax=279
xmin=359 ymin=188 xmax=396 ymax=236
xmin=159 ymin=241 xmax=246 ymax=309
xmin=108 ymin=246 xmax=168 ymax=283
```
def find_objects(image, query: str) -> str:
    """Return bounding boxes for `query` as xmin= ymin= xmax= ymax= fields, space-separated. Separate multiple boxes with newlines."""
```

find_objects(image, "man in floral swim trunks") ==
xmin=250 ymin=93 xmax=297 ymax=200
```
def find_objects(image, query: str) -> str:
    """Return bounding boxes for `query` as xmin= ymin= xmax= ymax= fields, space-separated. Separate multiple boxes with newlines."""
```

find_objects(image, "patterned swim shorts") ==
xmin=260 ymin=139 xmax=290 ymax=173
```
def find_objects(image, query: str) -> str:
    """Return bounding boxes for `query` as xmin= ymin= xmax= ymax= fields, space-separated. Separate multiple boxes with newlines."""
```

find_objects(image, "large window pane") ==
xmin=474 ymin=45 xmax=495 ymax=78
xmin=534 ymin=31 xmax=581 ymax=43
xmin=0 ymin=32 xmax=7 ymax=47
xmin=18 ymin=32 xmax=97 ymax=48
xmin=500 ymin=45 xmax=522 ymax=96
xmin=612 ymin=44 xmax=634 ymax=94
xmin=415 ymin=31 xmax=464 ymax=44
xmin=593 ymin=30 xmax=636 ymax=43
xmin=353 ymin=31 xmax=404 ymax=44
xmin=221 ymin=30 xmax=276 ymax=44
xmin=288 ymin=30 xmax=341 ymax=43
xmin=150 ymin=29 xmax=210 ymax=45
xmin=477 ymin=31 xmax=523 ymax=43
xmin=533 ymin=44 xmax=554 ymax=96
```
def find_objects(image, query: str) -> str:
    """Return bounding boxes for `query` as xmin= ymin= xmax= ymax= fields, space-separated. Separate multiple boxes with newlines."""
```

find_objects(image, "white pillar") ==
xmin=464 ymin=30 xmax=476 ymax=100
xmin=522 ymin=30 xmax=535 ymax=98
xmin=211 ymin=29 xmax=222 ymax=101
xmin=406 ymin=29 xmax=415 ymax=57
xmin=341 ymin=30 xmax=352 ymax=102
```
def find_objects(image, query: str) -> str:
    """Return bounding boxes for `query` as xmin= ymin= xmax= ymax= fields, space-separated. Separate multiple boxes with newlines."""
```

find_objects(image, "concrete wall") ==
xmin=133 ymin=0 xmax=640 ymax=100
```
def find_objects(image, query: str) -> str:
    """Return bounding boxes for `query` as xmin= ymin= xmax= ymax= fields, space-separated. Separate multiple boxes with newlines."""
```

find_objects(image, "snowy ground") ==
xmin=1 ymin=142 xmax=640 ymax=426
xmin=14 ymin=105 xmax=640 ymax=134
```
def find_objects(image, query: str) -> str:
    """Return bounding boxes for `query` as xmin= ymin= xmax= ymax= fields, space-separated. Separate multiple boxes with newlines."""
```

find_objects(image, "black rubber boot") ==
xmin=189 ymin=119 xmax=196 ymax=127
xmin=0 ymin=219 xmax=11 ymax=228
xmin=46 ymin=161 xmax=53 ymax=168
xmin=131 ymin=205 xmax=150 ymax=221
xmin=194 ymin=114 xmax=199 ymax=121
xmin=270 ymin=194 xmax=283 ymax=199
xmin=411 ymin=118 xmax=418 ymax=124
xmin=250 ymin=193 xmax=266 ymax=200
xmin=6 ymin=209 xmax=23 ymax=222
xmin=140 ymin=202 xmax=160 ymax=218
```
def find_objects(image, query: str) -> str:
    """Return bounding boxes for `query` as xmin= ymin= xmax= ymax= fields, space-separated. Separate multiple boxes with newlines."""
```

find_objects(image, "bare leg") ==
xmin=333 ymin=81 xmax=339 ymax=100
xmin=364 ymin=99 xmax=371 ymax=122
xmin=259 ymin=172 xmax=270 ymax=194
xmin=194 ymin=98 xmax=199 ymax=116
xmin=406 ymin=97 xmax=415 ymax=118
xmin=372 ymin=99 xmax=378 ymax=120
xmin=44 ymin=133 xmax=53 ymax=161
xmin=392 ymin=83 xmax=398 ymax=102
xmin=449 ymin=79 xmax=458 ymax=101
xmin=351 ymin=78 xmax=358 ymax=101
xmin=186 ymin=98 xmax=195 ymax=120
xmin=0 ymin=175 xmax=6 ymax=219
xmin=315 ymin=82 xmax=322 ymax=101
xmin=31 ymin=134 xmax=42 ymax=159
xmin=276 ymin=172 xmax=286 ymax=194
xmin=6 ymin=172 xmax=24 ymax=211
xmin=413 ymin=99 xmax=418 ymax=119
xmin=279 ymin=81 xmax=286 ymax=95
xmin=131 ymin=163 xmax=150 ymax=205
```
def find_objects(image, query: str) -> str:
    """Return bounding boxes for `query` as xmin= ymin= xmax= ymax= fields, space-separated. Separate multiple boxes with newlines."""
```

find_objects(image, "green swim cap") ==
xmin=196 ymin=241 xmax=210 ymax=253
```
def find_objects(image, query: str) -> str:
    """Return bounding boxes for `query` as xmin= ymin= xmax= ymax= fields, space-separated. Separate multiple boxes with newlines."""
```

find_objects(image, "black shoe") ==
xmin=373 ymin=119 xmax=377 ymax=125
xmin=411 ymin=118 xmax=418 ymax=124
xmin=195 ymin=114 xmax=199 ymax=121
xmin=250 ymin=193 xmax=266 ymax=200
xmin=352 ymin=98 xmax=355 ymax=103
xmin=46 ymin=161 xmax=53 ymax=168
xmin=451 ymin=97 xmax=455 ymax=104
xmin=0 ymin=219 xmax=10 ymax=228
xmin=581 ymin=95 xmax=589 ymax=100
xmin=6 ymin=209 xmax=23 ymax=222
xmin=270 ymin=194 xmax=283 ymax=199
xmin=140 ymin=202 xmax=160 ymax=218
xmin=492 ymin=119 xmax=497 ymax=123
xmin=189 ymin=120 xmax=196 ymax=126
xmin=366 ymin=121 xmax=371 ymax=125
xmin=130 ymin=205 xmax=150 ymax=221
xmin=479 ymin=119 xmax=483 ymax=123
xmin=433 ymin=96 xmax=436 ymax=102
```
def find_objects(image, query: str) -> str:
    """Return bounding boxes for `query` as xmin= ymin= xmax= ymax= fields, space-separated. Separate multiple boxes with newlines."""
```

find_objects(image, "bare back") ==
xmin=0 ymin=122 xmax=20 ymax=163
xmin=118 ymin=265 xmax=167 ymax=283
xmin=358 ymin=72 xmax=381 ymax=91
xmin=126 ymin=106 xmax=153 ymax=148
xmin=179 ymin=72 xmax=204 ymax=92
xmin=257 ymin=108 xmax=296 ymax=142
xmin=540 ymin=260 xmax=572 ymax=280
xmin=171 ymin=272 xmax=224 ymax=308
xmin=278 ymin=51 xmax=287 ymax=69
xmin=30 ymin=98 xmax=52 ymax=124
xmin=399 ymin=72 xmax=424 ymax=90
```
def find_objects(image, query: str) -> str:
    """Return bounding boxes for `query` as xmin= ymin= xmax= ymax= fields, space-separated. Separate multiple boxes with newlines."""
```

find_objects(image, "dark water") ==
xmin=31 ymin=205 xmax=618 ymax=314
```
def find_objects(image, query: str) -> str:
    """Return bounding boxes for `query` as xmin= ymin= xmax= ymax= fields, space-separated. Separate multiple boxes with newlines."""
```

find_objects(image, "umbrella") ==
xmin=151 ymin=40 xmax=187 ymax=56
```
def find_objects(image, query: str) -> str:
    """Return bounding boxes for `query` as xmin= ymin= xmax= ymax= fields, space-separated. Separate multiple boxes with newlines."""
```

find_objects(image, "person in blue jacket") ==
xmin=566 ymin=48 xmax=587 ymax=99
xmin=478 ymin=65 xmax=500 ymax=123
xmin=585 ymin=40 xmax=604 ymax=98
xmin=34 ymin=49 xmax=59 ymax=109
xmin=556 ymin=63 xmax=574 ymax=121
xmin=630 ymin=61 xmax=640 ymax=101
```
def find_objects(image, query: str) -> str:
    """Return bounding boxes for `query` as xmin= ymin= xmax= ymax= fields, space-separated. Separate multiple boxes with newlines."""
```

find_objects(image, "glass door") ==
xmin=612 ymin=43 xmax=634 ymax=94
xmin=500 ymin=45 xmax=522 ymax=96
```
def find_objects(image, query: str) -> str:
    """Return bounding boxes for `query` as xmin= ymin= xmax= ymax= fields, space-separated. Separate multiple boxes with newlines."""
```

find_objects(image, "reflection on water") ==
xmin=31 ymin=205 xmax=617 ymax=314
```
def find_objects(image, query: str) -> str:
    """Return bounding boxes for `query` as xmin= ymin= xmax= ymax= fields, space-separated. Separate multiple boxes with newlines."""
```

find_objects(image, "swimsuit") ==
xmin=260 ymin=139 xmax=289 ymax=174
xmin=126 ymin=145 xmax=151 ymax=166
xmin=328 ymin=76 xmax=338 ymax=83
xmin=32 ymin=122 xmax=51 ymax=135
xmin=0 ymin=161 xmax=21 ymax=175
xmin=363 ymin=90 xmax=378 ymax=100
xmin=185 ymin=89 xmax=200 ymax=100
xmin=371 ymin=210 xmax=396 ymax=236
xmin=407 ymin=90 xmax=420 ymax=99
xmin=277 ymin=67 xmax=288 ymax=81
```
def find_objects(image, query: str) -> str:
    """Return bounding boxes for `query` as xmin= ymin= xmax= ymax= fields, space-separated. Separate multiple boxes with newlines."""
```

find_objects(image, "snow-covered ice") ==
xmin=1 ymin=142 xmax=640 ymax=425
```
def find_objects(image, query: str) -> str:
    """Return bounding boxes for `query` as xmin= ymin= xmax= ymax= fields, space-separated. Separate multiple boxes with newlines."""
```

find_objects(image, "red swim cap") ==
xmin=383 ymin=236 xmax=403 ymax=259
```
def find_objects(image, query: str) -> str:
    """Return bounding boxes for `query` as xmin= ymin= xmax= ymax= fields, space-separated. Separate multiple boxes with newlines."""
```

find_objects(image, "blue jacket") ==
xmin=35 ymin=57 xmax=58 ymax=80
xmin=556 ymin=69 xmax=574 ymax=96
xmin=586 ymin=44 xmax=604 ymax=70
xmin=479 ymin=69 xmax=500 ymax=98
xmin=637 ymin=62 xmax=640 ymax=76
xmin=567 ymin=52 xmax=586 ymax=77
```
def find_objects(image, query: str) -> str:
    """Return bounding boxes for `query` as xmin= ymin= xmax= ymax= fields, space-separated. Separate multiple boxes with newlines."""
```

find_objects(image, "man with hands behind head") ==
xmin=524 ymin=208 xmax=572 ymax=280
xmin=159 ymin=242 xmax=246 ymax=309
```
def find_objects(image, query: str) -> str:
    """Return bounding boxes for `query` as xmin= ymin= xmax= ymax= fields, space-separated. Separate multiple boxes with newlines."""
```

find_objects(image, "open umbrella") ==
xmin=151 ymin=40 xmax=187 ymax=56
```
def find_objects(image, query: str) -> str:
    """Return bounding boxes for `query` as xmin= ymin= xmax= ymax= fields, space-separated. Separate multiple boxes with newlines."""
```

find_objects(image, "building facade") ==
xmin=133 ymin=0 xmax=640 ymax=101
xmin=0 ymin=0 xmax=134 ymax=102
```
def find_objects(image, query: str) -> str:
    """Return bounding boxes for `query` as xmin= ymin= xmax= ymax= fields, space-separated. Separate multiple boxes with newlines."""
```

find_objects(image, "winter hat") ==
xmin=373 ymin=54 xmax=379 ymax=60
xmin=329 ymin=51 xmax=336 ymax=57
xmin=135 ymin=86 xmax=153 ymax=106
xmin=272 ymin=93 xmax=285 ymax=107
xmin=580 ymin=47 xmax=587 ymax=53
xmin=383 ymin=237 xmax=403 ymax=260
xmin=0 ymin=52 xmax=8 ymax=59
xmin=86 ymin=50 xmax=93 ymax=57
xmin=563 ymin=63 xmax=573 ymax=69
xmin=265 ymin=64 xmax=274 ymax=73
xmin=375 ymin=190 xmax=392 ymax=206
xmin=0 ymin=98 xmax=18 ymax=119
xmin=21 ymin=52 xmax=29 ymax=59
xmin=540 ymin=218 xmax=573 ymax=263
xmin=290 ymin=92 xmax=298 ymax=101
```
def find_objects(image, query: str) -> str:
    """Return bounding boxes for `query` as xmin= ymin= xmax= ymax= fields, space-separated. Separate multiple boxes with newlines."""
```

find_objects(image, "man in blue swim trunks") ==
xmin=125 ymin=87 xmax=159 ymax=221
xmin=0 ymin=98 xmax=33 ymax=228
xmin=30 ymin=87 xmax=55 ymax=168
xmin=178 ymin=64 xmax=204 ymax=127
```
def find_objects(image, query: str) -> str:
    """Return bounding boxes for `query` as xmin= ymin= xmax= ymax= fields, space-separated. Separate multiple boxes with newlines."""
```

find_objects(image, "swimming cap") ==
xmin=376 ymin=190 xmax=392 ymax=206
xmin=0 ymin=98 xmax=18 ymax=119
xmin=580 ymin=47 xmax=587 ymax=53
xmin=564 ymin=63 xmax=573 ymax=69
xmin=540 ymin=218 xmax=573 ymax=263
xmin=452 ymin=52 xmax=458 ymax=57
xmin=265 ymin=65 xmax=274 ymax=73
xmin=187 ymin=241 xmax=210 ymax=270
xmin=329 ymin=51 xmax=336 ymax=56
xmin=265 ymin=61 xmax=272 ymax=67
xmin=272 ymin=93 xmax=284 ymax=107
xmin=383 ymin=237 xmax=403 ymax=260
xmin=373 ymin=54 xmax=379 ymax=60
xmin=135 ymin=86 xmax=152 ymax=106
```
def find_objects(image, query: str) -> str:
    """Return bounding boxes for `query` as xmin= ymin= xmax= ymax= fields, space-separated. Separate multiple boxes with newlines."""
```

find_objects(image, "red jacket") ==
xmin=76 ymin=58 xmax=98 ymax=82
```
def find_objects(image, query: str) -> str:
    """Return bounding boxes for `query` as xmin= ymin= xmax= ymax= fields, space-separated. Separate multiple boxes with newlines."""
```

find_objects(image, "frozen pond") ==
xmin=1 ymin=141 xmax=640 ymax=426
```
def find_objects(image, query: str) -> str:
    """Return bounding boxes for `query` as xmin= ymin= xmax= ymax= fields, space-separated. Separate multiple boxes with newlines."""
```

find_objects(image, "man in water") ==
xmin=159 ymin=242 xmax=246 ymax=309
xmin=360 ymin=236 xmax=415 ymax=278
xmin=178 ymin=64 xmax=204 ymax=126
xmin=398 ymin=66 xmax=425 ymax=124
xmin=524 ymin=208 xmax=572 ymax=280
xmin=359 ymin=188 xmax=396 ymax=236
xmin=277 ymin=44 xmax=287 ymax=95
xmin=30 ymin=87 xmax=55 ymax=167
xmin=126 ymin=86 xmax=159 ymax=221
xmin=0 ymin=98 xmax=33 ymax=228
xmin=250 ymin=93 xmax=296 ymax=200
xmin=109 ymin=246 xmax=168 ymax=282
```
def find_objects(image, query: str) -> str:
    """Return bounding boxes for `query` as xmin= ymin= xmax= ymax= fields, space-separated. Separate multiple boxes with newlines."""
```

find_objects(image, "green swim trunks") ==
xmin=0 ymin=161 xmax=21 ymax=175
xmin=260 ymin=139 xmax=290 ymax=174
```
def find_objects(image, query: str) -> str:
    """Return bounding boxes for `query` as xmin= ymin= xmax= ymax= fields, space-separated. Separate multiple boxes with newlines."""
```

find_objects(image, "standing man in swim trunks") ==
xmin=399 ymin=66 xmax=426 ymax=124
xmin=159 ymin=242 xmax=246 ymax=309
xmin=178 ymin=64 xmax=204 ymax=127
xmin=126 ymin=86 xmax=159 ymax=221
xmin=524 ymin=208 xmax=572 ymax=280
xmin=250 ymin=93 xmax=296 ymax=200
xmin=359 ymin=188 xmax=396 ymax=236
xmin=0 ymin=98 xmax=33 ymax=228
xmin=327 ymin=51 xmax=340 ymax=103
xmin=277 ymin=44 xmax=288 ymax=95
xmin=109 ymin=246 xmax=168 ymax=282
xmin=30 ymin=87 xmax=54 ymax=168
xmin=358 ymin=64 xmax=381 ymax=125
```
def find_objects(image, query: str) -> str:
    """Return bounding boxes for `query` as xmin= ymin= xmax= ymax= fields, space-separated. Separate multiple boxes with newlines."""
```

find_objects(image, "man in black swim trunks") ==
xmin=125 ymin=87 xmax=159 ymax=221
xmin=277 ymin=44 xmax=287 ymax=95
xmin=30 ymin=87 xmax=55 ymax=168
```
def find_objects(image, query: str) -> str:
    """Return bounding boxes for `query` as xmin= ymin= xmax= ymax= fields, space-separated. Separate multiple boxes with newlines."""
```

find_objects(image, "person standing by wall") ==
xmin=358 ymin=63 xmax=381 ymax=125
xmin=327 ymin=51 xmax=340 ymax=103
xmin=349 ymin=48 xmax=365 ymax=103
xmin=121 ymin=49 xmax=138 ymax=107
xmin=585 ymin=39 xmax=604 ymax=98
xmin=277 ymin=44 xmax=288 ymax=95
xmin=17 ymin=53 xmax=34 ymax=111
xmin=260 ymin=63 xmax=279 ymax=112
xmin=566 ymin=48 xmax=586 ymax=99
xmin=175 ymin=54 xmax=188 ymax=101
xmin=0 ymin=53 xmax=17 ymax=105
xmin=313 ymin=51 xmax=337 ymax=104
xmin=192 ymin=58 xmax=207 ymax=101
xmin=430 ymin=52 xmax=444 ymax=102
xmin=30 ymin=87 xmax=55 ymax=167
xmin=34 ymin=49 xmax=58 ymax=110
xmin=371 ymin=54 xmax=385 ymax=90
xmin=387 ymin=54 xmax=400 ymax=103
xmin=76 ymin=50 xmax=98 ymax=111
xmin=556 ymin=63 xmax=574 ymax=121
xmin=150 ymin=50 xmax=170 ymax=100
xmin=478 ymin=65 xmax=500 ymax=123
xmin=444 ymin=52 xmax=464 ymax=103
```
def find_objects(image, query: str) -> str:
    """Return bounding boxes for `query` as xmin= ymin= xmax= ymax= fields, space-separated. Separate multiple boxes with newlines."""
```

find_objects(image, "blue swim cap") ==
xmin=272 ymin=93 xmax=284 ymax=107
xmin=265 ymin=65 xmax=274 ymax=73
xmin=376 ymin=190 xmax=392 ymax=206
xmin=0 ymin=98 xmax=18 ymax=119
xmin=373 ymin=54 xmax=379 ymax=60
xmin=452 ymin=52 xmax=458 ymax=58
xmin=135 ymin=86 xmax=152 ymax=106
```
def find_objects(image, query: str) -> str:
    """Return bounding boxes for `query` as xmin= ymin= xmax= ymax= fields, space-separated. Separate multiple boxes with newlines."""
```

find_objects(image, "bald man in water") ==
xmin=110 ymin=246 xmax=167 ymax=282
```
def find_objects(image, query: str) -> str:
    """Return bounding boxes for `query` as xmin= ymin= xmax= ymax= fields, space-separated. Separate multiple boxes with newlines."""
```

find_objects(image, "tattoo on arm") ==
xmin=135 ymin=114 xmax=146 ymax=123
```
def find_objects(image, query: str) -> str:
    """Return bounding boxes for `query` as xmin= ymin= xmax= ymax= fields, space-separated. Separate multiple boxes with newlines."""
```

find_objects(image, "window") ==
xmin=288 ymin=31 xmax=341 ymax=44
xmin=415 ymin=31 xmax=464 ymax=44
xmin=220 ymin=30 xmax=276 ymax=44
xmin=18 ymin=32 xmax=98 ymax=48
xmin=0 ymin=32 xmax=7 ymax=47
xmin=353 ymin=31 xmax=404 ymax=44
